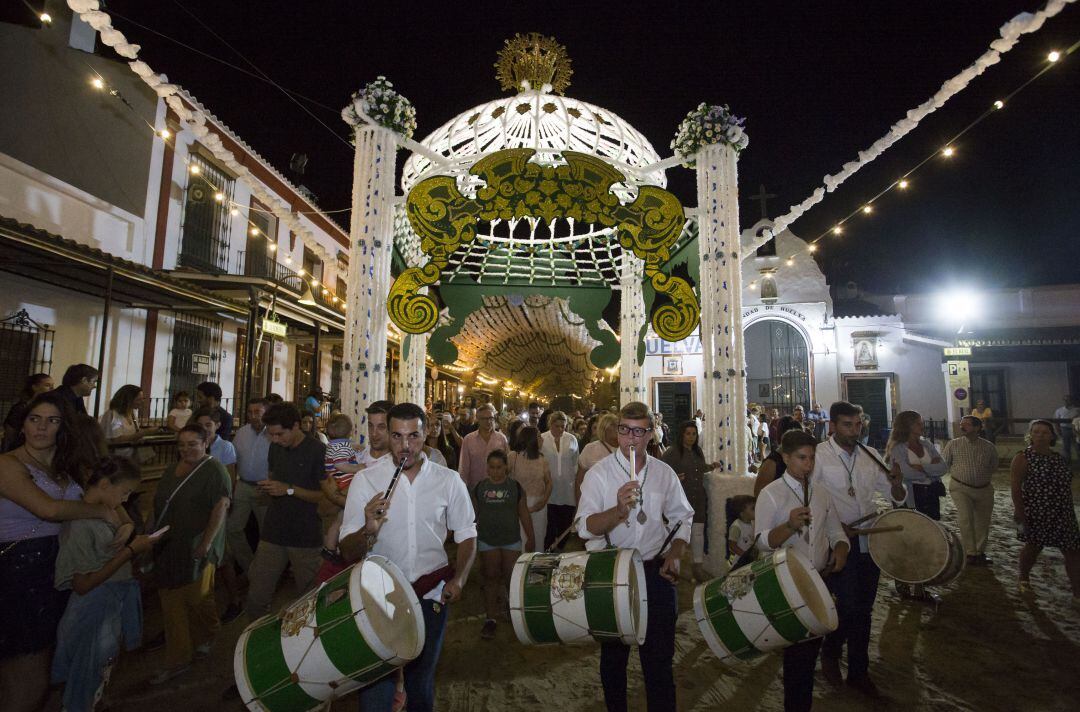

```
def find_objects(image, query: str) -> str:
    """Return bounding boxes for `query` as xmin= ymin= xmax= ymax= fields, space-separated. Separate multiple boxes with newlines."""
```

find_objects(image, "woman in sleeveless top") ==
xmin=0 ymin=392 xmax=116 ymax=712
xmin=1011 ymin=420 xmax=1080 ymax=602
xmin=509 ymin=426 xmax=551 ymax=552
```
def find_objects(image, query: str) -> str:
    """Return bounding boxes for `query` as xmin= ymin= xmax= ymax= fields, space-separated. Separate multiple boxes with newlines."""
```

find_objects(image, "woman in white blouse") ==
xmin=541 ymin=411 xmax=579 ymax=550
xmin=100 ymin=385 xmax=144 ymax=458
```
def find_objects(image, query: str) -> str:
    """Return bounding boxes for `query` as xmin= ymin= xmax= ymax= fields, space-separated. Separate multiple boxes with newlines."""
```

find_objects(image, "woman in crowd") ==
xmin=0 ymin=392 xmax=118 ymax=712
xmin=52 ymin=456 xmax=154 ymax=712
xmin=148 ymin=424 xmax=231 ymax=685
xmin=661 ymin=420 xmax=722 ymax=581
xmin=2 ymin=372 xmax=53 ymax=452
xmin=540 ymin=411 xmax=579 ymax=550
xmin=300 ymin=410 xmax=329 ymax=445
xmin=509 ymin=425 xmax=552 ymax=552
xmin=885 ymin=410 xmax=947 ymax=602
xmin=1011 ymin=419 xmax=1080 ymax=603
xmin=100 ymin=384 xmax=145 ymax=458
xmin=572 ymin=418 xmax=589 ymax=449
xmin=428 ymin=412 xmax=459 ymax=469
xmin=576 ymin=413 xmax=619 ymax=502
xmin=754 ymin=416 xmax=802 ymax=496
xmin=505 ymin=418 xmax=525 ymax=454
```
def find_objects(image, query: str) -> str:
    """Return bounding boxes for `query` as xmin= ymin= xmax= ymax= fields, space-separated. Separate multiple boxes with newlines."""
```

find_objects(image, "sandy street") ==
xmin=103 ymin=466 xmax=1079 ymax=712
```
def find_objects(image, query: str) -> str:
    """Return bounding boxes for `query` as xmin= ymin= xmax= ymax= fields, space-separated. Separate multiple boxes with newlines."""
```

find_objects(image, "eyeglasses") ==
xmin=617 ymin=425 xmax=653 ymax=437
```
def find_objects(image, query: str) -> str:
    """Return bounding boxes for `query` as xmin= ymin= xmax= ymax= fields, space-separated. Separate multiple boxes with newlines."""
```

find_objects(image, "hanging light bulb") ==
xmin=285 ymin=255 xmax=292 ymax=263
xmin=189 ymin=164 xmax=201 ymax=175
xmin=1048 ymin=50 xmax=1061 ymax=62
xmin=214 ymin=192 xmax=224 ymax=202
xmin=808 ymin=244 xmax=818 ymax=253
xmin=297 ymin=268 xmax=306 ymax=276
xmin=159 ymin=128 xmax=171 ymax=140
xmin=942 ymin=146 xmax=955 ymax=158
xmin=310 ymin=279 xmax=319 ymax=287
xmin=785 ymin=258 xmax=795 ymax=267
xmin=40 ymin=13 xmax=52 ymax=24
xmin=898 ymin=179 xmax=909 ymax=189
xmin=832 ymin=225 xmax=843 ymax=235
xmin=862 ymin=205 xmax=873 ymax=214
xmin=249 ymin=227 xmax=259 ymax=236
xmin=269 ymin=244 xmax=277 ymax=252
xmin=994 ymin=100 xmax=1004 ymax=109
xmin=230 ymin=208 xmax=239 ymax=216
xmin=90 ymin=76 xmax=105 ymax=90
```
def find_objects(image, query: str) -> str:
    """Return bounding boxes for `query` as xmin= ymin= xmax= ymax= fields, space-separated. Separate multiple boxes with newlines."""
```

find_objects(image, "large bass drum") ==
xmin=510 ymin=548 xmax=646 ymax=646
xmin=694 ymin=548 xmax=837 ymax=664
xmin=234 ymin=555 xmax=424 ymax=711
xmin=868 ymin=508 xmax=965 ymax=586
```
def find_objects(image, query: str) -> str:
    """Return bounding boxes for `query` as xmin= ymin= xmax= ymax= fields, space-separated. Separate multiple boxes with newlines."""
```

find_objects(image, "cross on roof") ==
xmin=748 ymin=184 xmax=777 ymax=221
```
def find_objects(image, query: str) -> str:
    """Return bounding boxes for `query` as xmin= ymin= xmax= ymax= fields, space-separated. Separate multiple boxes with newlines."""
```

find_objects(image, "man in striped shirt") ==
xmin=942 ymin=416 xmax=999 ymax=565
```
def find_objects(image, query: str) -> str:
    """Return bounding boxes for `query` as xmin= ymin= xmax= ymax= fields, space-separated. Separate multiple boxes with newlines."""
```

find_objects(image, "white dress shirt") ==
xmin=814 ymin=437 xmax=906 ymax=549
xmin=341 ymin=453 xmax=477 ymax=600
xmin=576 ymin=450 xmax=693 ymax=560
xmin=542 ymin=430 xmax=580 ymax=507
xmin=754 ymin=473 xmax=848 ymax=572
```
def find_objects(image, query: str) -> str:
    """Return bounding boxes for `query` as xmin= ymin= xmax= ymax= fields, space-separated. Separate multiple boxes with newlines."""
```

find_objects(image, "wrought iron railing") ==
xmin=235 ymin=251 xmax=339 ymax=310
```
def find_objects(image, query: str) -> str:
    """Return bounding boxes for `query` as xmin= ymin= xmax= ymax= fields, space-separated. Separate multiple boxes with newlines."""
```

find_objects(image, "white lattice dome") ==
xmin=401 ymin=89 xmax=665 ymax=197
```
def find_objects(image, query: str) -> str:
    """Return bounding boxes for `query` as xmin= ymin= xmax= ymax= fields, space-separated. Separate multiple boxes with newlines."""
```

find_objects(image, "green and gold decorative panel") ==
xmin=390 ymin=148 xmax=699 ymax=341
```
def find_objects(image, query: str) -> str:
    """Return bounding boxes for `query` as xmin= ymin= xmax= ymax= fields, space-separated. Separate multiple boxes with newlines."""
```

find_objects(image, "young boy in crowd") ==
xmin=319 ymin=414 xmax=364 ymax=567
xmin=474 ymin=450 xmax=534 ymax=640
xmin=727 ymin=494 xmax=757 ymax=568
xmin=754 ymin=429 xmax=850 ymax=712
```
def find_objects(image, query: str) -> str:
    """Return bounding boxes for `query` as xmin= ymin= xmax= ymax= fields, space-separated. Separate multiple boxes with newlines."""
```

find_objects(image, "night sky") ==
xmin=61 ymin=1 xmax=1080 ymax=292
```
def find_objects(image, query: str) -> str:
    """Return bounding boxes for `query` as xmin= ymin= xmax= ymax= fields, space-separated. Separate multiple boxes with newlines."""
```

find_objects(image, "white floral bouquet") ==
xmin=341 ymin=76 xmax=417 ymax=140
xmin=671 ymin=103 xmax=749 ymax=166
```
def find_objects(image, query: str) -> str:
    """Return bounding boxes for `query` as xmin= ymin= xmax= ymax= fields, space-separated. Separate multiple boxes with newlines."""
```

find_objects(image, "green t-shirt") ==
xmin=473 ymin=478 xmax=523 ymax=546
xmin=55 ymin=517 xmax=131 ymax=590
xmin=152 ymin=457 xmax=231 ymax=589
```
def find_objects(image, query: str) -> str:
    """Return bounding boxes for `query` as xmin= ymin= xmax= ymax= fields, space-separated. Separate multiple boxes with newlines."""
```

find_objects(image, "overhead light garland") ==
xmin=755 ymin=0 xmax=1076 ymax=249
xmin=752 ymin=34 xmax=1076 ymax=286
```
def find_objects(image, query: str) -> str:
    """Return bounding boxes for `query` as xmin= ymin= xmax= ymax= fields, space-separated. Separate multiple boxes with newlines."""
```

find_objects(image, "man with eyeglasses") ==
xmin=339 ymin=402 xmax=476 ymax=712
xmin=53 ymin=364 xmax=98 ymax=416
xmin=576 ymin=401 xmax=694 ymax=712
xmin=456 ymin=404 xmax=508 ymax=490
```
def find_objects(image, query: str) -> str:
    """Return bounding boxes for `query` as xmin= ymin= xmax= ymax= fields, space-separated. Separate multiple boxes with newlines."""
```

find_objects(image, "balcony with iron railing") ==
xmin=235 ymin=251 xmax=341 ymax=311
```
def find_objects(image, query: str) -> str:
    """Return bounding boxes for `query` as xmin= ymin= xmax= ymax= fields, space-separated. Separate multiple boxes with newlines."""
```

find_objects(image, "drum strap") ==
xmin=412 ymin=565 xmax=454 ymax=598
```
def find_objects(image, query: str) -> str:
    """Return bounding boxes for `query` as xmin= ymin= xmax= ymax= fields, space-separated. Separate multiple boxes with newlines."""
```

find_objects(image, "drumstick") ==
xmin=658 ymin=520 xmax=683 ymax=558
xmin=376 ymin=453 xmax=409 ymax=516
xmin=847 ymin=525 xmax=904 ymax=536
xmin=847 ymin=511 xmax=880 ymax=528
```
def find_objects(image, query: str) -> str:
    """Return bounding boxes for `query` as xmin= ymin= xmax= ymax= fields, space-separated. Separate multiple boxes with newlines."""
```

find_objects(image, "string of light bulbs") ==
xmin=750 ymin=41 xmax=1075 ymax=289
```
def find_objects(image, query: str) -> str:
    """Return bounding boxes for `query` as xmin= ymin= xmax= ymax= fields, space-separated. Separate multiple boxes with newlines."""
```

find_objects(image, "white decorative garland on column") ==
xmin=619 ymin=254 xmax=647 ymax=405
xmin=395 ymin=333 xmax=428 ymax=407
xmin=696 ymin=144 xmax=746 ymax=471
xmin=342 ymin=126 xmax=396 ymax=443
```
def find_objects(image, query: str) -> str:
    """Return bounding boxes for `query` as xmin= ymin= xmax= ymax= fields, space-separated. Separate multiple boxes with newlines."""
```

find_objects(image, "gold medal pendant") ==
xmin=848 ymin=486 xmax=856 ymax=498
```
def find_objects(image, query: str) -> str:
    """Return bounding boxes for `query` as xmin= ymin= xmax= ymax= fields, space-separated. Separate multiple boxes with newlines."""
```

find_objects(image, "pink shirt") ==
xmin=457 ymin=430 xmax=509 ymax=489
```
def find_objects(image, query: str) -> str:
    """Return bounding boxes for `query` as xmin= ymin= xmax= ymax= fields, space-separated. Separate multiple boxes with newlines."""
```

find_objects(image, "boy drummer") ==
xmin=576 ymin=401 xmax=693 ymax=712
xmin=755 ymin=429 xmax=849 ymax=712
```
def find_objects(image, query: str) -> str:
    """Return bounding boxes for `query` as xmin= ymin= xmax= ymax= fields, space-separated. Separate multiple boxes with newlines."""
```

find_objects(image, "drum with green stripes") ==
xmin=234 ymin=555 xmax=425 ymax=711
xmin=693 ymin=547 xmax=836 ymax=664
xmin=509 ymin=548 xmax=646 ymax=646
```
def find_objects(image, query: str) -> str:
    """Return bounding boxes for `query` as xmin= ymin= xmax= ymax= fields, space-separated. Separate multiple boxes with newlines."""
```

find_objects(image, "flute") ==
xmin=376 ymin=453 xmax=409 ymax=517
xmin=629 ymin=444 xmax=639 ymax=507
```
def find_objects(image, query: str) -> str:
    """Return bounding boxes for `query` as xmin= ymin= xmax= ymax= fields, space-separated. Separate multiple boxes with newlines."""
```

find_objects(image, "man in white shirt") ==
xmin=814 ymin=401 xmax=906 ymax=697
xmin=576 ymin=401 xmax=693 ymax=712
xmin=357 ymin=399 xmax=393 ymax=464
xmin=339 ymin=403 xmax=476 ymax=712
xmin=756 ymin=429 xmax=849 ymax=712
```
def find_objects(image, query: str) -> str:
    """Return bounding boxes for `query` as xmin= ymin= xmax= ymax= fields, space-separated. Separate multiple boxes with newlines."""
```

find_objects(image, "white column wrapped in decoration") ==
xmin=343 ymin=126 xmax=397 ymax=444
xmin=395 ymin=333 xmax=428 ymax=407
xmin=619 ymin=254 xmax=647 ymax=405
xmin=696 ymin=143 xmax=745 ymax=469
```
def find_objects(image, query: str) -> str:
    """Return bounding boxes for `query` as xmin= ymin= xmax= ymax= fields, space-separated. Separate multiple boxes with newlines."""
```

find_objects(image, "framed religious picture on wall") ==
xmin=758 ymin=383 xmax=772 ymax=399
xmin=852 ymin=333 xmax=879 ymax=370
xmin=663 ymin=355 xmax=683 ymax=375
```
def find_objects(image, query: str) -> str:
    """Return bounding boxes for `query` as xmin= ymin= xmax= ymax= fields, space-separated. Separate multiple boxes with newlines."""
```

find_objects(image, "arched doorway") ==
xmin=744 ymin=319 xmax=811 ymax=413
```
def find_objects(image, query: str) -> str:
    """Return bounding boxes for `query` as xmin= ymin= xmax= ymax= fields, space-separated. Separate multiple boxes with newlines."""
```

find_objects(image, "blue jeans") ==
xmin=358 ymin=597 xmax=447 ymax=712
xmin=599 ymin=560 xmax=677 ymax=712
xmin=822 ymin=537 xmax=880 ymax=680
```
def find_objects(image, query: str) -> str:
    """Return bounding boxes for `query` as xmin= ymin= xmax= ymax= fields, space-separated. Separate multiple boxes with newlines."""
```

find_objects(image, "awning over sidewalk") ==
xmin=958 ymin=326 xmax=1080 ymax=362
xmin=0 ymin=215 xmax=247 ymax=315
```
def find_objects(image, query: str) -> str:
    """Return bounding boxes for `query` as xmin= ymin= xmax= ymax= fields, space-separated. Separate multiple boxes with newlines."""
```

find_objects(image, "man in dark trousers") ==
xmin=243 ymin=402 xmax=326 ymax=618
